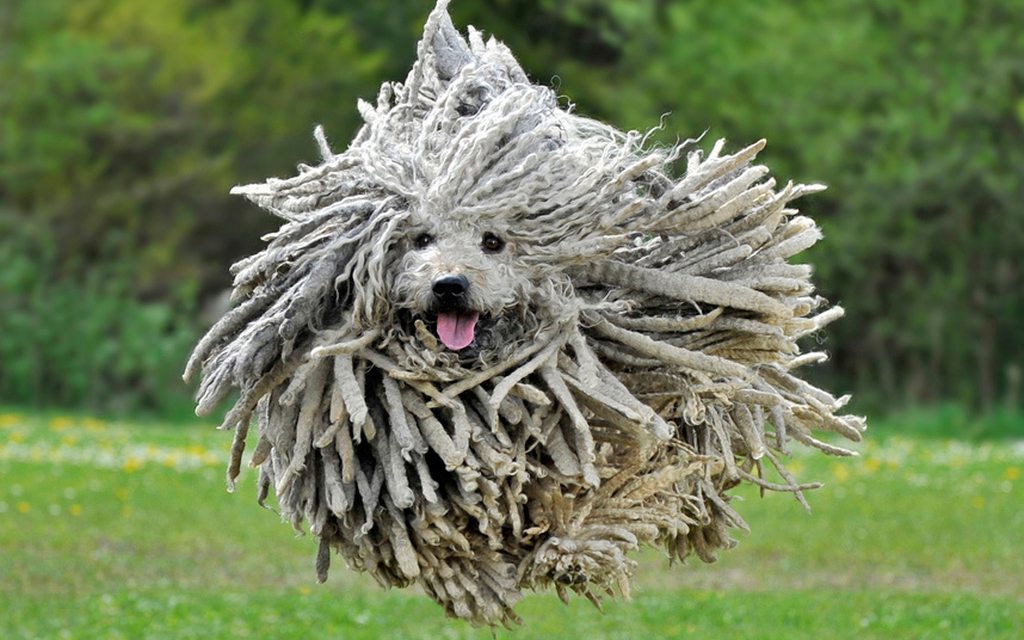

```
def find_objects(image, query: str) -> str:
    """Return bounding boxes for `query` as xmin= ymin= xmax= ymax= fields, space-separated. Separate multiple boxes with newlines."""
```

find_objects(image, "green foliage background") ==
xmin=1 ymin=0 xmax=1021 ymax=417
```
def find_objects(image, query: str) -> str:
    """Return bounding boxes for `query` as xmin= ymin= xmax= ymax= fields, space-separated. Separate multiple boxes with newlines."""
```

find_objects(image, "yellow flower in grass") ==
xmin=971 ymin=496 xmax=985 ymax=509
xmin=1005 ymin=467 xmax=1020 ymax=481
xmin=0 ymin=414 xmax=21 ymax=428
xmin=831 ymin=463 xmax=850 ymax=483
xmin=17 ymin=501 xmax=31 ymax=513
xmin=121 ymin=506 xmax=133 ymax=518
xmin=10 ymin=431 xmax=25 ymax=444
xmin=60 ymin=434 xmax=80 ymax=447
xmin=69 ymin=504 xmax=83 ymax=517
xmin=82 ymin=418 xmax=106 ymax=432
xmin=123 ymin=457 xmax=143 ymax=473
xmin=49 ymin=417 xmax=74 ymax=431
xmin=863 ymin=457 xmax=881 ymax=474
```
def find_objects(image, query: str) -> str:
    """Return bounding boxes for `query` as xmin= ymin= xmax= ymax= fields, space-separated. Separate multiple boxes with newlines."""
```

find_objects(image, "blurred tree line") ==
xmin=1 ymin=0 xmax=1021 ymax=416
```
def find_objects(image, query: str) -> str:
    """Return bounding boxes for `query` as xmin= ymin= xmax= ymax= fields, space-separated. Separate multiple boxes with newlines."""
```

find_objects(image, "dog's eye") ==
xmin=481 ymin=232 xmax=505 ymax=253
xmin=414 ymin=233 xmax=434 ymax=249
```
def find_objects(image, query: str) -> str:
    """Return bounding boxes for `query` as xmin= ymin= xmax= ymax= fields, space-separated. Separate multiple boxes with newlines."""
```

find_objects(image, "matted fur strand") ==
xmin=186 ymin=0 xmax=864 ymax=627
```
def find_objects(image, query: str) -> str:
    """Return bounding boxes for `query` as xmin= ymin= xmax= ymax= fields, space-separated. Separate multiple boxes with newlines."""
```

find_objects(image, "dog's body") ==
xmin=187 ymin=1 xmax=864 ymax=626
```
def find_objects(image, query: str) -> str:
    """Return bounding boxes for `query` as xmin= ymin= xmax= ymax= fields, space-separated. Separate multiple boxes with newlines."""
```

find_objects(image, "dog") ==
xmin=186 ymin=0 xmax=864 ymax=626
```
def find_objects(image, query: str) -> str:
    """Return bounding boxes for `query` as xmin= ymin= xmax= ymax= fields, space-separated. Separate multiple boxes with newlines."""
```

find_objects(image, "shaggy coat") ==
xmin=186 ymin=0 xmax=864 ymax=627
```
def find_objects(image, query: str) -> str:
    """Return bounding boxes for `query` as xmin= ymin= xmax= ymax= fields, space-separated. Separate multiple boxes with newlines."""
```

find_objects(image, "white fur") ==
xmin=187 ymin=1 xmax=864 ymax=627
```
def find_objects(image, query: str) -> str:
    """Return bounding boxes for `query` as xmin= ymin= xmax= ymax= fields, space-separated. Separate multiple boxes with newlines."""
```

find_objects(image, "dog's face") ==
xmin=391 ymin=216 xmax=538 ymax=364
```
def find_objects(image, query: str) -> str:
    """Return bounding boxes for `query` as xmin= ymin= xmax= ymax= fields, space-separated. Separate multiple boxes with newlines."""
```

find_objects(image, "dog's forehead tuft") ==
xmin=410 ymin=202 xmax=510 ymax=232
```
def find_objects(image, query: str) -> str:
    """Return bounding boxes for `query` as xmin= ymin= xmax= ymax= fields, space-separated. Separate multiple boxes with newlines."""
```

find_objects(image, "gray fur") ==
xmin=186 ymin=0 xmax=864 ymax=627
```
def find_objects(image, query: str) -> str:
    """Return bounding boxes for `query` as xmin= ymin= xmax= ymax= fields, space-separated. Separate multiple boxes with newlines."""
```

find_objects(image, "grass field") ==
xmin=1 ymin=410 xmax=1022 ymax=639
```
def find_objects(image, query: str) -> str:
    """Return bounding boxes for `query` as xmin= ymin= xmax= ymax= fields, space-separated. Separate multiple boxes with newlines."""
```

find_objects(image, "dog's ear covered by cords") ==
xmin=184 ymin=0 xmax=864 ymax=627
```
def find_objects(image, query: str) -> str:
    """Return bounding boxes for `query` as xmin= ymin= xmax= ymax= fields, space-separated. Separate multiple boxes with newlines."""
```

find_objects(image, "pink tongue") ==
xmin=436 ymin=311 xmax=480 ymax=351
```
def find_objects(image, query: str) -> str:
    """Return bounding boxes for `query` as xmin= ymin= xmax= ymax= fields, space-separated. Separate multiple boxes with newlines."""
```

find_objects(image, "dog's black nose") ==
xmin=432 ymin=275 xmax=469 ymax=299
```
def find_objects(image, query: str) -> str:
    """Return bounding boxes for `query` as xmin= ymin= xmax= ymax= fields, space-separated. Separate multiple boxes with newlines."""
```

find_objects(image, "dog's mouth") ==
xmin=434 ymin=309 xmax=481 ymax=351
xmin=398 ymin=304 xmax=534 ymax=367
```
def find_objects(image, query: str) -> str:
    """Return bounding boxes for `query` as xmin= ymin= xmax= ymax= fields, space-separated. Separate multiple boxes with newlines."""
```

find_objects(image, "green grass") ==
xmin=1 ymin=410 xmax=1022 ymax=639
xmin=866 ymin=405 xmax=1024 ymax=441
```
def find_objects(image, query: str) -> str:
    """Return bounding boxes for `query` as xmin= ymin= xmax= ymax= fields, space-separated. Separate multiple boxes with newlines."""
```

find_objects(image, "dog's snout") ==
xmin=432 ymin=275 xmax=469 ymax=299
